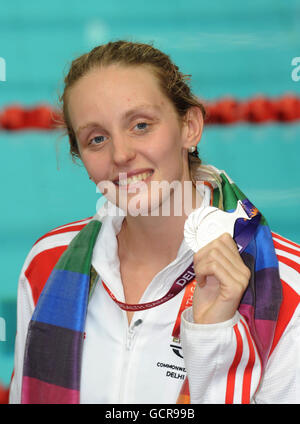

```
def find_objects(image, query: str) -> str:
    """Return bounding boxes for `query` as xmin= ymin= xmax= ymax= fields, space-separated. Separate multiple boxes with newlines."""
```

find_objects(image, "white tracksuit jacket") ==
xmin=9 ymin=188 xmax=300 ymax=404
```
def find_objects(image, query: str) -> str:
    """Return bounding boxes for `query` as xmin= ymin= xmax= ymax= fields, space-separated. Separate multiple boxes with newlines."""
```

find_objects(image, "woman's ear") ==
xmin=182 ymin=106 xmax=204 ymax=150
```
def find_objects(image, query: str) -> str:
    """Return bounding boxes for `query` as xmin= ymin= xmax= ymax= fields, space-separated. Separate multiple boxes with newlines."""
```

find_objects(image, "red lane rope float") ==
xmin=0 ymin=383 xmax=9 ymax=404
xmin=0 ymin=104 xmax=61 ymax=131
xmin=1 ymin=95 xmax=300 ymax=131
xmin=204 ymin=94 xmax=300 ymax=124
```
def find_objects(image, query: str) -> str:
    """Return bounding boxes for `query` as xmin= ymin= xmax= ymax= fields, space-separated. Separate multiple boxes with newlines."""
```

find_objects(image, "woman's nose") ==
xmin=111 ymin=134 xmax=136 ymax=165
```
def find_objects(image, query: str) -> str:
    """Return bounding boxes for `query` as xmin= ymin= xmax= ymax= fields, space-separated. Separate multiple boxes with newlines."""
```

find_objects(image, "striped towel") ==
xmin=21 ymin=168 xmax=282 ymax=404
xmin=21 ymin=220 xmax=101 ymax=404
xmin=177 ymin=169 xmax=282 ymax=403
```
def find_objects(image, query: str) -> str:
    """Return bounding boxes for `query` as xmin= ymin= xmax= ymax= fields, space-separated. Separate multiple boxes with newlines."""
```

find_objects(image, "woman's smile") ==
xmin=114 ymin=169 xmax=154 ymax=190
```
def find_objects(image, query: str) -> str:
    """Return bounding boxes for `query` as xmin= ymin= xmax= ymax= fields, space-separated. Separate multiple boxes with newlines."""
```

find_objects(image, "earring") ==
xmin=188 ymin=146 xmax=196 ymax=153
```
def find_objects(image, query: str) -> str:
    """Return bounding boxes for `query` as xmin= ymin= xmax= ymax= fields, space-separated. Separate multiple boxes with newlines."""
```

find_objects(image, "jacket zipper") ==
xmin=118 ymin=317 xmax=143 ymax=403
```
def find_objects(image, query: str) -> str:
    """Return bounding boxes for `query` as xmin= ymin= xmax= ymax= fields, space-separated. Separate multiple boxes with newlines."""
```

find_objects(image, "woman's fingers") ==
xmin=193 ymin=232 xmax=251 ymax=286
xmin=194 ymin=247 xmax=250 ymax=289
xmin=191 ymin=232 xmax=251 ymax=324
xmin=194 ymin=259 xmax=248 ymax=300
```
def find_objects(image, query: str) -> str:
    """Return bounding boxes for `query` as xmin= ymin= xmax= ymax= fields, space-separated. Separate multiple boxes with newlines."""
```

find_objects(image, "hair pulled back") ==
xmin=58 ymin=40 xmax=206 ymax=175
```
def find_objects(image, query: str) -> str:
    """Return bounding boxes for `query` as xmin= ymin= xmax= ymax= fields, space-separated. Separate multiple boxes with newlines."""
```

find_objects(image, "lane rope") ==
xmin=1 ymin=94 xmax=300 ymax=131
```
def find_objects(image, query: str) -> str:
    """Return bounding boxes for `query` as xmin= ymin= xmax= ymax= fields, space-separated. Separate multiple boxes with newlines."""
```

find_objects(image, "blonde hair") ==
xmin=57 ymin=40 xmax=206 ymax=181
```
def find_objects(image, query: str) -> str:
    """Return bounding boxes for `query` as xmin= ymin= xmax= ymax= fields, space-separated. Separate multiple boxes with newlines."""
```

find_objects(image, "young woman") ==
xmin=9 ymin=40 xmax=299 ymax=404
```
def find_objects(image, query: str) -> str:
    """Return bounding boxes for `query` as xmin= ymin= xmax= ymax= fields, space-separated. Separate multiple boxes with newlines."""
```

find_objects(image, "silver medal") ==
xmin=184 ymin=200 xmax=251 ymax=252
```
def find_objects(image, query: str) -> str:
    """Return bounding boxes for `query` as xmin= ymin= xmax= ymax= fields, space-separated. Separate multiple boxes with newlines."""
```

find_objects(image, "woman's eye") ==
xmin=89 ymin=135 xmax=107 ymax=145
xmin=135 ymin=122 xmax=149 ymax=131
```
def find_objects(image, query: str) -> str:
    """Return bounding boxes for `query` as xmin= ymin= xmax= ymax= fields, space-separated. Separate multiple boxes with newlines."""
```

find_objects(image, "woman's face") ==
xmin=67 ymin=64 xmax=201 ymax=215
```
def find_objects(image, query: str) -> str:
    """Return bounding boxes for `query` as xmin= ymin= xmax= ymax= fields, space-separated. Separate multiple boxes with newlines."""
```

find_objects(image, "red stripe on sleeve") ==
xmin=25 ymin=246 xmax=68 ymax=305
xmin=240 ymin=320 xmax=256 ymax=404
xmin=273 ymin=240 xmax=300 ymax=258
xmin=269 ymin=280 xmax=300 ymax=358
xmin=225 ymin=324 xmax=243 ymax=404
xmin=272 ymin=232 xmax=300 ymax=249
xmin=33 ymin=223 xmax=88 ymax=245
xmin=276 ymin=255 xmax=300 ymax=273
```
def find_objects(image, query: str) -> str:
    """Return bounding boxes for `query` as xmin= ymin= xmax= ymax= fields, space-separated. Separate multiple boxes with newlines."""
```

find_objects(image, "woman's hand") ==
xmin=192 ymin=232 xmax=251 ymax=324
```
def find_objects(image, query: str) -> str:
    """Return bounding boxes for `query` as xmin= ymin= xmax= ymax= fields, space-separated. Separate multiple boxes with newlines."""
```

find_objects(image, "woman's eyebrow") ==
xmin=76 ymin=104 xmax=161 ymax=136
xmin=76 ymin=121 xmax=105 ymax=137
xmin=122 ymin=104 xmax=162 ymax=120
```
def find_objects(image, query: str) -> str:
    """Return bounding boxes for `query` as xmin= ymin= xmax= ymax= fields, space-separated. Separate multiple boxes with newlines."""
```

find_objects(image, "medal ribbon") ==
xmin=102 ymin=262 xmax=195 ymax=311
xmin=102 ymin=199 xmax=261 ymax=313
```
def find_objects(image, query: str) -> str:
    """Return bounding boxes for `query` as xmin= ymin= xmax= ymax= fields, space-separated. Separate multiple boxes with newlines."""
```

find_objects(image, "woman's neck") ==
xmin=117 ymin=183 xmax=202 ymax=267
xmin=117 ymin=214 xmax=186 ymax=267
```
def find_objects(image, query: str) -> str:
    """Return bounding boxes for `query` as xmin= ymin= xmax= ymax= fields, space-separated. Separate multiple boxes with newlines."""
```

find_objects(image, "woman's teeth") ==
xmin=117 ymin=171 xmax=153 ymax=186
